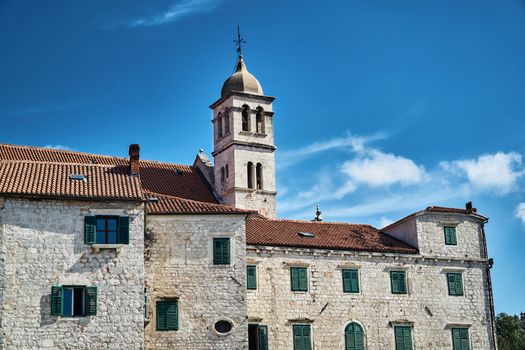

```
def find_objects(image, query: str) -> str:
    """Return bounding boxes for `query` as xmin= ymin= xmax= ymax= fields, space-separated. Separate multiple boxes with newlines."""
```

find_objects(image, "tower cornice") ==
xmin=209 ymin=91 xmax=276 ymax=109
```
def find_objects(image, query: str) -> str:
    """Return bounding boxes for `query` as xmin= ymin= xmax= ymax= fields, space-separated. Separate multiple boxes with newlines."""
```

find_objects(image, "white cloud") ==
xmin=341 ymin=149 xmax=427 ymax=189
xmin=379 ymin=217 xmax=394 ymax=228
xmin=43 ymin=144 xmax=74 ymax=151
xmin=516 ymin=203 xmax=525 ymax=225
xmin=442 ymin=152 xmax=523 ymax=194
xmin=130 ymin=0 xmax=222 ymax=27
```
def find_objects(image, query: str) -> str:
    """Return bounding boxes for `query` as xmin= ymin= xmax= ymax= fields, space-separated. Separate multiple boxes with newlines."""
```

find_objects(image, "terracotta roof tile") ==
xmin=0 ymin=143 xmax=217 ymax=203
xmin=145 ymin=192 xmax=253 ymax=215
xmin=246 ymin=216 xmax=417 ymax=254
xmin=0 ymin=161 xmax=143 ymax=201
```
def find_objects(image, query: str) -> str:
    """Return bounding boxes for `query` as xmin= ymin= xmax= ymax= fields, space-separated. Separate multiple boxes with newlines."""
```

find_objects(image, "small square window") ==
xmin=156 ymin=300 xmax=178 ymax=331
xmin=444 ymin=226 xmax=457 ymax=245
xmin=447 ymin=273 xmax=464 ymax=296
xmin=290 ymin=267 xmax=308 ymax=292
xmin=213 ymin=238 xmax=230 ymax=265
xmin=342 ymin=269 xmax=359 ymax=293
xmin=390 ymin=271 xmax=407 ymax=294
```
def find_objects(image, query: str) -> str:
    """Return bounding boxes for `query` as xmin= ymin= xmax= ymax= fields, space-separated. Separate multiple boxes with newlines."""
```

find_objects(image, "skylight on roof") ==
xmin=297 ymin=232 xmax=315 ymax=238
xmin=69 ymin=174 xmax=86 ymax=181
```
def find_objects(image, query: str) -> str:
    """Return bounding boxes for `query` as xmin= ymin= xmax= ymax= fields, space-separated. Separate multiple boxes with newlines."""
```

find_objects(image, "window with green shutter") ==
xmin=247 ymin=265 xmax=257 ymax=290
xmin=342 ymin=269 xmax=359 ymax=293
xmin=390 ymin=271 xmax=407 ymax=294
xmin=156 ymin=300 xmax=178 ymax=331
xmin=213 ymin=238 xmax=230 ymax=265
xmin=258 ymin=325 xmax=269 ymax=350
xmin=444 ymin=226 xmax=457 ymax=245
xmin=447 ymin=273 xmax=464 ymax=296
xmin=293 ymin=324 xmax=312 ymax=350
xmin=50 ymin=285 xmax=97 ymax=317
xmin=452 ymin=328 xmax=470 ymax=350
xmin=345 ymin=322 xmax=365 ymax=350
xmin=85 ymin=215 xmax=130 ymax=245
xmin=394 ymin=326 xmax=413 ymax=350
xmin=291 ymin=267 xmax=308 ymax=292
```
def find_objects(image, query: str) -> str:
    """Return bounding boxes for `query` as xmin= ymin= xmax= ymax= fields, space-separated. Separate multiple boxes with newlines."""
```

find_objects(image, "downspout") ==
xmin=481 ymin=220 xmax=498 ymax=350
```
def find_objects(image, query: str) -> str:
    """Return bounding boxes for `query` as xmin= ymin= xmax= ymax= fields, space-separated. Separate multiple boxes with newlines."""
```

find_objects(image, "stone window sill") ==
xmin=92 ymin=244 xmax=124 ymax=252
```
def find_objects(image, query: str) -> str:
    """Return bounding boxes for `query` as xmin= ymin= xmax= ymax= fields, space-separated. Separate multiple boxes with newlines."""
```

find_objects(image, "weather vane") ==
xmin=234 ymin=25 xmax=246 ymax=57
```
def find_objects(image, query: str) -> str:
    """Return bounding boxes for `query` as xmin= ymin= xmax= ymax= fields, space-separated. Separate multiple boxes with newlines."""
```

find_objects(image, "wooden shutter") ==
xmin=118 ymin=216 xmax=130 ymax=244
xmin=258 ymin=325 xmax=268 ymax=350
xmin=85 ymin=286 xmax=97 ymax=316
xmin=84 ymin=216 xmax=96 ymax=244
xmin=291 ymin=268 xmax=299 ymax=291
xmin=345 ymin=323 xmax=355 ymax=350
xmin=213 ymin=238 xmax=230 ymax=265
xmin=299 ymin=268 xmax=308 ymax=292
xmin=51 ymin=286 xmax=63 ymax=316
xmin=460 ymin=328 xmax=470 ymax=350
xmin=156 ymin=301 xmax=168 ymax=331
xmin=343 ymin=270 xmax=351 ymax=292
xmin=392 ymin=271 xmax=406 ymax=294
xmin=302 ymin=325 xmax=311 ymax=350
xmin=293 ymin=325 xmax=303 ymax=350
xmin=166 ymin=301 xmax=178 ymax=330
xmin=448 ymin=273 xmax=463 ymax=296
xmin=213 ymin=239 xmax=222 ymax=264
xmin=350 ymin=270 xmax=359 ymax=293
xmin=455 ymin=275 xmax=464 ymax=296
xmin=355 ymin=324 xmax=364 ymax=350
xmin=445 ymin=226 xmax=457 ymax=245
xmin=222 ymin=238 xmax=230 ymax=264
xmin=452 ymin=328 xmax=461 ymax=350
xmin=247 ymin=265 xmax=257 ymax=290
xmin=395 ymin=326 xmax=412 ymax=350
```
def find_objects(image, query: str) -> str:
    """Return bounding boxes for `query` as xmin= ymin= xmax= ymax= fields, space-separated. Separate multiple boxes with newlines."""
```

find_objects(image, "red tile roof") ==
xmin=246 ymin=216 xmax=417 ymax=254
xmin=0 ymin=143 xmax=217 ymax=204
xmin=0 ymin=161 xmax=143 ymax=201
xmin=145 ymin=192 xmax=253 ymax=215
xmin=381 ymin=206 xmax=487 ymax=231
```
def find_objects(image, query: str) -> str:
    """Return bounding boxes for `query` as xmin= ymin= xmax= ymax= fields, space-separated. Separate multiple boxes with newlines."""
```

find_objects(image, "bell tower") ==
xmin=209 ymin=29 xmax=277 ymax=218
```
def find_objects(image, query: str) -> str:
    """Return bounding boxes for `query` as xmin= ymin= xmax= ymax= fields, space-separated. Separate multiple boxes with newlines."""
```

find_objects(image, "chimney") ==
xmin=129 ymin=144 xmax=140 ymax=176
xmin=465 ymin=201 xmax=477 ymax=212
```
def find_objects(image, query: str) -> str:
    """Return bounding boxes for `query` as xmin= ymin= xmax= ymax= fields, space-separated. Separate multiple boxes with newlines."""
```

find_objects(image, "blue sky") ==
xmin=1 ymin=0 xmax=524 ymax=314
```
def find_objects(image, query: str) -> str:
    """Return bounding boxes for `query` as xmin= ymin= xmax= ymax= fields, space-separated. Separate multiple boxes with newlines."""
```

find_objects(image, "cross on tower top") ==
xmin=234 ymin=25 xmax=246 ymax=57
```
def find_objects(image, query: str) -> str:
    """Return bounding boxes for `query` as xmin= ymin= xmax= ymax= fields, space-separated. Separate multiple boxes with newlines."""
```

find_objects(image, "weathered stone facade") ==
xmin=144 ymin=214 xmax=248 ymax=350
xmin=0 ymin=197 xmax=145 ymax=350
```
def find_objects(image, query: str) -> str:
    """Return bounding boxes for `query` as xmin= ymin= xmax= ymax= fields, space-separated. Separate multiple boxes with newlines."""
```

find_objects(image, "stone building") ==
xmin=0 ymin=47 xmax=497 ymax=349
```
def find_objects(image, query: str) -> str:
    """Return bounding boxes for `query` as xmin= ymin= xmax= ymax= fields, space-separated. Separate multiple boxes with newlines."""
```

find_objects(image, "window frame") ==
xmin=451 ymin=327 xmax=470 ymax=350
xmin=292 ymin=324 xmax=312 ymax=350
xmin=247 ymin=265 xmax=257 ymax=290
xmin=156 ymin=299 xmax=179 ymax=331
xmin=213 ymin=237 xmax=231 ymax=265
xmin=290 ymin=267 xmax=308 ymax=292
xmin=447 ymin=272 xmax=464 ymax=296
xmin=50 ymin=285 xmax=97 ymax=317
xmin=342 ymin=269 xmax=360 ymax=293
xmin=444 ymin=226 xmax=458 ymax=245
xmin=390 ymin=271 xmax=408 ymax=294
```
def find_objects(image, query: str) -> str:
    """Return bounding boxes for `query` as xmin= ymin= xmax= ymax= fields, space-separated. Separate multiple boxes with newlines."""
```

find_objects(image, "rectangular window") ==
xmin=213 ymin=238 xmax=231 ymax=265
xmin=342 ymin=269 xmax=359 ymax=293
xmin=452 ymin=328 xmax=470 ymax=350
xmin=444 ymin=226 xmax=457 ymax=245
xmin=290 ymin=267 xmax=308 ymax=292
xmin=293 ymin=324 xmax=312 ymax=350
xmin=156 ymin=300 xmax=178 ymax=331
xmin=144 ymin=289 xmax=149 ymax=320
xmin=394 ymin=326 xmax=413 ymax=350
xmin=247 ymin=265 xmax=257 ymax=290
xmin=50 ymin=285 xmax=97 ymax=317
xmin=447 ymin=273 xmax=464 ymax=296
xmin=390 ymin=271 xmax=407 ymax=294
xmin=85 ymin=215 xmax=129 ymax=245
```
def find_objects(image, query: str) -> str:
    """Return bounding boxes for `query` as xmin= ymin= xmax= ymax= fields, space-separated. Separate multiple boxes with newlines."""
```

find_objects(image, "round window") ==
xmin=214 ymin=320 xmax=233 ymax=334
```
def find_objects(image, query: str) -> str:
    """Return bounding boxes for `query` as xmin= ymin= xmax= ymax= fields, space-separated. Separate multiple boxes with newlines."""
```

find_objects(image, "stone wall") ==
xmin=144 ymin=214 xmax=248 ymax=350
xmin=246 ymin=246 xmax=495 ymax=349
xmin=0 ymin=197 xmax=145 ymax=350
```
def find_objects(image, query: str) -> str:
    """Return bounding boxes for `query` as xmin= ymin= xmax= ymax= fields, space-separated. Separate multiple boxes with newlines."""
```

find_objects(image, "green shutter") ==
xmin=291 ymin=268 xmax=307 ymax=292
xmin=51 ymin=286 xmax=63 ymax=316
xmin=448 ymin=273 xmax=464 ymax=296
xmin=213 ymin=238 xmax=230 ymax=265
xmin=157 ymin=300 xmax=178 ymax=331
xmin=84 ymin=216 xmax=96 ymax=244
xmin=247 ymin=265 xmax=257 ymax=290
xmin=258 ymin=325 xmax=268 ymax=350
xmin=291 ymin=268 xmax=299 ymax=291
xmin=345 ymin=322 xmax=364 ymax=350
xmin=85 ymin=286 xmax=97 ymax=316
xmin=343 ymin=269 xmax=359 ymax=293
xmin=395 ymin=326 xmax=412 ymax=350
xmin=302 ymin=325 xmax=311 ymax=350
xmin=445 ymin=226 xmax=457 ymax=245
xmin=452 ymin=328 xmax=469 ymax=350
xmin=391 ymin=271 xmax=407 ymax=294
xmin=118 ymin=216 xmax=130 ymax=244
xmin=293 ymin=325 xmax=303 ymax=350
xmin=299 ymin=268 xmax=308 ymax=292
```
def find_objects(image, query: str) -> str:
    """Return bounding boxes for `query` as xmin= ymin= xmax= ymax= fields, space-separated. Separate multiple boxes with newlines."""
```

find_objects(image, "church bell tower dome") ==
xmin=220 ymin=55 xmax=263 ymax=98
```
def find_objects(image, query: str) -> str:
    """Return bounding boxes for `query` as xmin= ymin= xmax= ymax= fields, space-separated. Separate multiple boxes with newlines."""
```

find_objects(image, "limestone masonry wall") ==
xmin=0 ymin=197 xmax=145 ymax=350
xmin=144 ymin=214 xmax=248 ymax=350
xmin=247 ymin=246 xmax=495 ymax=350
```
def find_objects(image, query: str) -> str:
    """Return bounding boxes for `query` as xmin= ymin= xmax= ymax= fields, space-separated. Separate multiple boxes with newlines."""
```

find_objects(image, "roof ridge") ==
xmin=249 ymin=217 xmax=374 ymax=227
xmin=144 ymin=191 xmax=255 ymax=211
xmin=0 ymin=159 xmax=126 ymax=168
